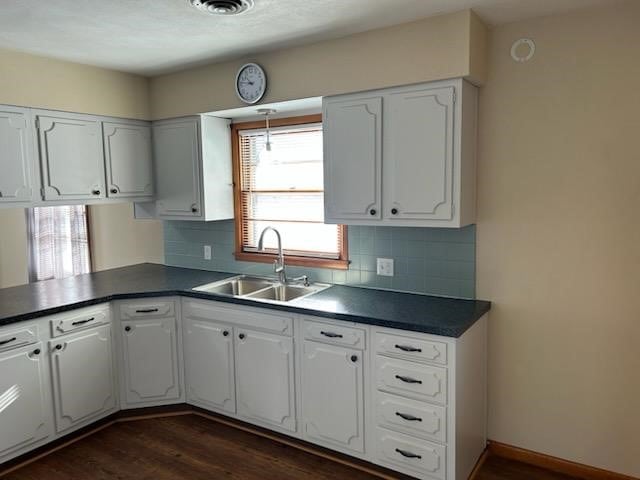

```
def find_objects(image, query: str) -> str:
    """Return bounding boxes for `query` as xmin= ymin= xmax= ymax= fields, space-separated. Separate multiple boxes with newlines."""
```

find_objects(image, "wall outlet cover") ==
xmin=377 ymin=258 xmax=394 ymax=276
xmin=204 ymin=245 xmax=212 ymax=260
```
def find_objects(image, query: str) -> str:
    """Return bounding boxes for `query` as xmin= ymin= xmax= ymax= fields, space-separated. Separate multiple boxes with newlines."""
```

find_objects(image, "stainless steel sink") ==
xmin=193 ymin=276 xmax=273 ymax=296
xmin=193 ymin=275 xmax=330 ymax=303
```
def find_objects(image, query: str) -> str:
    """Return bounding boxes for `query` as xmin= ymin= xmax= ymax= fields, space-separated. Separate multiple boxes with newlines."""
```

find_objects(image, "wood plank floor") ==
xmin=3 ymin=415 xmax=581 ymax=480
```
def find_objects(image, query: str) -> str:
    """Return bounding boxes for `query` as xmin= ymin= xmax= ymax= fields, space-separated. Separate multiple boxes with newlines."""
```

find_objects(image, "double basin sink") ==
xmin=193 ymin=275 xmax=330 ymax=304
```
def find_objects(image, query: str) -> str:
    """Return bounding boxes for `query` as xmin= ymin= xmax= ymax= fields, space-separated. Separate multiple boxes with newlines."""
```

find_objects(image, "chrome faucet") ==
xmin=257 ymin=227 xmax=287 ymax=284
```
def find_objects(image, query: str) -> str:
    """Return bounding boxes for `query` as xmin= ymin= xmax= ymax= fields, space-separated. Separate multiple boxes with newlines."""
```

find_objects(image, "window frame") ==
xmin=231 ymin=114 xmax=349 ymax=270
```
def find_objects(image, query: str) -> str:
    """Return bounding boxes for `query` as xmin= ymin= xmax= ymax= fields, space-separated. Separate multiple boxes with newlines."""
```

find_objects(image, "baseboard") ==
xmin=468 ymin=448 xmax=489 ymax=480
xmin=488 ymin=440 xmax=639 ymax=480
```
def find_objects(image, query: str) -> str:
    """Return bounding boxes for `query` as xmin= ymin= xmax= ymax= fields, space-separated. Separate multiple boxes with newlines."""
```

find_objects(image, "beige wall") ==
xmin=150 ymin=9 xmax=486 ymax=119
xmin=0 ymin=49 xmax=163 ymax=288
xmin=477 ymin=1 xmax=640 ymax=476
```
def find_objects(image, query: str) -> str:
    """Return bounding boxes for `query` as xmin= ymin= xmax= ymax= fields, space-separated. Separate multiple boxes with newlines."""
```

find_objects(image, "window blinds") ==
xmin=27 ymin=205 xmax=91 ymax=282
xmin=238 ymin=123 xmax=342 ymax=258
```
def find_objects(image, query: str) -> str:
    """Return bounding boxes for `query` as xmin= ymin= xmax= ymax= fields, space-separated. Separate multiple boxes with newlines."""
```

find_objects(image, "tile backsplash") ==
xmin=164 ymin=220 xmax=475 ymax=299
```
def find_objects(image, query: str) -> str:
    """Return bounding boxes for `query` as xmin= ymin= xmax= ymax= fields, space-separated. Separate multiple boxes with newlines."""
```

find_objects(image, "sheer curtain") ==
xmin=26 ymin=205 xmax=91 ymax=282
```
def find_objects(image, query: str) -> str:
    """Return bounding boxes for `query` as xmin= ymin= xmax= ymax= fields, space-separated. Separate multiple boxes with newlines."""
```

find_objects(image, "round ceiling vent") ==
xmin=189 ymin=0 xmax=254 ymax=15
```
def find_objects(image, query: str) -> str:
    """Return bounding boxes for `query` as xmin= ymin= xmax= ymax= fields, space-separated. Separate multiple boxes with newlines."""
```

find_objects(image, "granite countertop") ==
xmin=0 ymin=263 xmax=490 ymax=338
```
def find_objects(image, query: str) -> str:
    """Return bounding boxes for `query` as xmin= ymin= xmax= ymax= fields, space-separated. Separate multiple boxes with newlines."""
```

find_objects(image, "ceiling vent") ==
xmin=189 ymin=0 xmax=254 ymax=15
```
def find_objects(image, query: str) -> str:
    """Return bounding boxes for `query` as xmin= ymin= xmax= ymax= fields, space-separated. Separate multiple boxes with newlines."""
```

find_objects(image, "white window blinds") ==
xmin=238 ymin=123 xmax=342 ymax=258
xmin=27 ymin=205 xmax=91 ymax=282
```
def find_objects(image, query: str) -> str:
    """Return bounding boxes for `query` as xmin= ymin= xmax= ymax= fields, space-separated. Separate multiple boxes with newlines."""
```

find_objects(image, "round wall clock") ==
xmin=235 ymin=63 xmax=267 ymax=104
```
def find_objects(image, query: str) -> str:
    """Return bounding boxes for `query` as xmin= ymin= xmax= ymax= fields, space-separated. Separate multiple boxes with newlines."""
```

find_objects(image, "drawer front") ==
xmin=376 ymin=391 xmax=446 ymax=443
xmin=182 ymin=299 xmax=293 ymax=336
xmin=375 ymin=331 xmax=447 ymax=365
xmin=0 ymin=324 xmax=38 ymax=353
xmin=50 ymin=305 xmax=110 ymax=337
xmin=303 ymin=319 xmax=366 ymax=349
xmin=375 ymin=427 xmax=446 ymax=480
xmin=120 ymin=300 xmax=175 ymax=320
xmin=376 ymin=356 xmax=447 ymax=405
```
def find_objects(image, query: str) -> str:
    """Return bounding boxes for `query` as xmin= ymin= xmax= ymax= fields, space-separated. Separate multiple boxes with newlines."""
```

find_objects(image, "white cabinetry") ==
xmin=138 ymin=115 xmax=233 ymax=221
xmin=323 ymin=78 xmax=478 ymax=228
xmin=35 ymin=111 xmax=105 ymax=202
xmin=49 ymin=323 xmax=117 ymax=433
xmin=118 ymin=299 xmax=182 ymax=408
xmin=0 ymin=327 xmax=51 ymax=462
xmin=0 ymin=106 xmax=35 ymax=205
xmin=235 ymin=329 xmax=296 ymax=432
xmin=103 ymin=121 xmax=153 ymax=199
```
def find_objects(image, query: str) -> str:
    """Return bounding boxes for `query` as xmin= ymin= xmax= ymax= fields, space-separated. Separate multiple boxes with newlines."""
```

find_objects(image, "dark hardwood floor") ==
xmin=3 ymin=415 xmax=581 ymax=480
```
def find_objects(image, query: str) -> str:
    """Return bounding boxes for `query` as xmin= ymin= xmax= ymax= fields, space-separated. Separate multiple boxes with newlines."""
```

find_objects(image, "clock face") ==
xmin=235 ymin=63 xmax=267 ymax=104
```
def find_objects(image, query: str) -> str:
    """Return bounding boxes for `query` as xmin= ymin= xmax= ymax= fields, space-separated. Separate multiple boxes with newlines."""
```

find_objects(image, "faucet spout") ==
xmin=257 ymin=227 xmax=287 ymax=284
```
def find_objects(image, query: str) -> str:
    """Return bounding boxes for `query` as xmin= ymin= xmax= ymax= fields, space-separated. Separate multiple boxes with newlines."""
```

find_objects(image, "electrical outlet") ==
xmin=203 ymin=245 xmax=212 ymax=260
xmin=376 ymin=258 xmax=394 ymax=277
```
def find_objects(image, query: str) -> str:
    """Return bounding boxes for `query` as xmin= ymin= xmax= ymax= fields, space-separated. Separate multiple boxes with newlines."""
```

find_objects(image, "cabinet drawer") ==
xmin=120 ymin=300 xmax=175 ymax=320
xmin=50 ymin=305 xmax=110 ymax=337
xmin=182 ymin=299 xmax=293 ymax=336
xmin=376 ymin=391 xmax=446 ymax=443
xmin=375 ymin=331 xmax=447 ymax=365
xmin=376 ymin=356 xmax=447 ymax=405
xmin=303 ymin=319 xmax=366 ymax=349
xmin=375 ymin=427 xmax=446 ymax=480
xmin=0 ymin=324 xmax=38 ymax=352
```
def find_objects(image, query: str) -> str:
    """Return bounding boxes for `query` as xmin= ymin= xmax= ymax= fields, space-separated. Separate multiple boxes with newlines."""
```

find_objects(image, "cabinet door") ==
xmin=103 ymin=121 xmax=153 ymax=198
xmin=36 ymin=113 xmax=105 ymax=201
xmin=183 ymin=318 xmax=235 ymax=413
xmin=49 ymin=325 xmax=116 ymax=433
xmin=0 ymin=106 xmax=34 ymax=204
xmin=0 ymin=342 xmax=50 ymax=459
xmin=383 ymin=86 xmax=455 ymax=221
xmin=153 ymin=118 xmax=202 ymax=218
xmin=302 ymin=341 xmax=364 ymax=453
xmin=235 ymin=329 xmax=296 ymax=431
xmin=121 ymin=318 xmax=180 ymax=405
xmin=323 ymin=96 xmax=382 ymax=222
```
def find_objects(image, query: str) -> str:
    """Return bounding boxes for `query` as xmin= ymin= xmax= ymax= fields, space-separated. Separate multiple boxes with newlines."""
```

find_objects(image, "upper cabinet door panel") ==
xmin=153 ymin=119 xmax=202 ymax=218
xmin=0 ymin=107 xmax=33 ymax=204
xmin=103 ymin=122 xmax=153 ymax=198
xmin=323 ymin=96 xmax=382 ymax=221
xmin=383 ymin=86 xmax=455 ymax=221
xmin=37 ymin=114 xmax=105 ymax=201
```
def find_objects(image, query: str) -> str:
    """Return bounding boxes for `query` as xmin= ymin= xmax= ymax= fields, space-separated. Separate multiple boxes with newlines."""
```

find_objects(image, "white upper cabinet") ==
xmin=35 ymin=111 xmax=105 ymax=202
xmin=0 ymin=106 xmax=35 ymax=205
xmin=323 ymin=78 xmax=478 ymax=228
xmin=103 ymin=121 xmax=153 ymax=199
xmin=142 ymin=115 xmax=234 ymax=221
xmin=323 ymin=95 xmax=382 ymax=221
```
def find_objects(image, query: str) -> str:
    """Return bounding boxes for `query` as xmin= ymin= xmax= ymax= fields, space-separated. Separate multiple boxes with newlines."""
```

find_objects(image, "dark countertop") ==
xmin=0 ymin=263 xmax=490 ymax=338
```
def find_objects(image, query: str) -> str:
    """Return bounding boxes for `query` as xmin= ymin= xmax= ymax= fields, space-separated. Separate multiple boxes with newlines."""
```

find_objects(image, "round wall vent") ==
xmin=190 ymin=0 xmax=254 ymax=15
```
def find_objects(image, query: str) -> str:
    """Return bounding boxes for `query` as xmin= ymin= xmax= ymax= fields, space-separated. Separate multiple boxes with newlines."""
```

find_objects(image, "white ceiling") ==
xmin=0 ymin=0 xmax=620 ymax=76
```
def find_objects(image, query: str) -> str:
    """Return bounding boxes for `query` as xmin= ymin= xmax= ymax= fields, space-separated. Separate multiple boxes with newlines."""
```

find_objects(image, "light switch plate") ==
xmin=204 ymin=245 xmax=212 ymax=260
xmin=377 ymin=258 xmax=394 ymax=276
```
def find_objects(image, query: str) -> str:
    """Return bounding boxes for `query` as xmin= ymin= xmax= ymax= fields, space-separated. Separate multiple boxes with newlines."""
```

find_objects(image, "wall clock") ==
xmin=235 ymin=63 xmax=267 ymax=104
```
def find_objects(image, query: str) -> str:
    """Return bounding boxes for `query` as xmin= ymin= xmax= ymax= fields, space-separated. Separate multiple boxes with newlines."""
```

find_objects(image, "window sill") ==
xmin=234 ymin=251 xmax=349 ymax=270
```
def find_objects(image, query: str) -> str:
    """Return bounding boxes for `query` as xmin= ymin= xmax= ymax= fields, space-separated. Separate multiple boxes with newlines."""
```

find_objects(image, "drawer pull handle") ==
xmin=395 ymin=448 xmax=422 ymax=459
xmin=135 ymin=308 xmax=159 ymax=313
xmin=395 ymin=412 xmax=423 ymax=422
xmin=395 ymin=344 xmax=422 ymax=353
xmin=0 ymin=337 xmax=17 ymax=346
xmin=320 ymin=331 xmax=343 ymax=338
xmin=72 ymin=317 xmax=94 ymax=326
xmin=395 ymin=375 xmax=422 ymax=384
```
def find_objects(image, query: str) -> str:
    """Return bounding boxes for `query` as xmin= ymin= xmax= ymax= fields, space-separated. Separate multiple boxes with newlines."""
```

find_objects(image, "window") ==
xmin=26 ymin=205 xmax=91 ymax=282
xmin=232 ymin=114 xmax=348 ymax=269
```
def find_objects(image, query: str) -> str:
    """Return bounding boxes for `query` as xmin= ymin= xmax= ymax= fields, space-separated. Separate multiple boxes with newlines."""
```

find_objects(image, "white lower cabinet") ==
xmin=0 ymin=341 xmax=51 ymax=460
xmin=183 ymin=318 xmax=235 ymax=413
xmin=49 ymin=324 xmax=116 ymax=433
xmin=235 ymin=329 xmax=296 ymax=432
xmin=120 ymin=317 xmax=181 ymax=406
xmin=301 ymin=340 xmax=365 ymax=453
